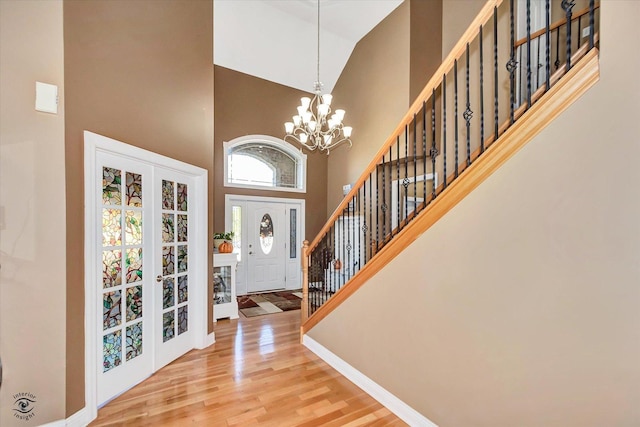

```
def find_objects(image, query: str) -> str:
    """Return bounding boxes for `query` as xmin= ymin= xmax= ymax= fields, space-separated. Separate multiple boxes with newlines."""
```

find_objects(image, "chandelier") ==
xmin=284 ymin=0 xmax=352 ymax=154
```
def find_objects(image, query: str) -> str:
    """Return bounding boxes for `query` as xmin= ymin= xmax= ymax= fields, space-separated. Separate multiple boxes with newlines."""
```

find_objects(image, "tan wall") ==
xmin=326 ymin=2 xmax=411 ymax=215
xmin=410 ymin=0 xmax=443 ymax=104
xmin=308 ymin=1 xmax=640 ymax=426
xmin=213 ymin=66 xmax=328 ymax=239
xmin=0 ymin=1 xmax=66 ymax=425
xmin=64 ymin=0 xmax=214 ymax=415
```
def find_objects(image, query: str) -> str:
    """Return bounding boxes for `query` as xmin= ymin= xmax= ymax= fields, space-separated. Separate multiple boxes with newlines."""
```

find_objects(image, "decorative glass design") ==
xmin=163 ymin=277 xmax=175 ymax=309
xmin=102 ymin=249 xmax=122 ymax=288
xmin=177 ymin=214 xmax=188 ymax=242
xmin=232 ymin=206 xmax=242 ymax=261
xmin=178 ymin=275 xmax=188 ymax=303
xmin=178 ymin=306 xmax=188 ymax=335
xmin=125 ymin=248 xmax=142 ymax=283
xmin=213 ymin=268 xmax=231 ymax=305
xmin=162 ymin=213 xmax=175 ymax=243
xmin=163 ymin=311 xmax=175 ymax=342
xmin=103 ymin=167 xmax=122 ymax=205
xmin=162 ymin=246 xmax=175 ymax=276
xmin=177 ymin=183 xmax=188 ymax=211
xmin=177 ymin=245 xmax=188 ymax=273
xmin=126 ymin=172 xmax=142 ymax=207
xmin=103 ymin=290 xmax=122 ymax=330
xmin=290 ymin=209 xmax=297 ymax=259
xmin=162 ymin=180 xmax=174 ymax=210
xmin=125 ymin=210 xmax=142 ymax=245
xmin=260 ymin=213 xmax=274 ymax=255
xmin=103 ymin=330 xmax=122 ymax=372
xmin=126 ymin=322 xmax=143 ymax=361
xmin=102 ymin=209 xmax=122 ymax=247
xmin=126 ymin=285 xmax=142 ymax=321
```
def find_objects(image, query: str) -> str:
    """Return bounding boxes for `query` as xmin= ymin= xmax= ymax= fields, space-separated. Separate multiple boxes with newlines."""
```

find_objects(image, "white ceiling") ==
xmin=214 ymin=0 xmax=403 ymax=93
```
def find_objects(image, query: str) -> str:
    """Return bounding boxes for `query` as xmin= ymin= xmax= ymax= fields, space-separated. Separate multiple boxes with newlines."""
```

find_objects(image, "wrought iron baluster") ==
xmin=381 ymin=154 xmax=385 ymax=245
xmin=507 ymin=0 xmax=517 ymax=125
xmin=443 ymin=74 xmax=448 ymax=188
xmin=356 ymin=191 xmax=361 ymax=272
xmin=413 ymin=115 xmax=417 ymax=216
xmin=588 ymin=0 xmax=594 ymax=49
xmin=341 ymin=210 xmax=345 ymax=289
xmin=464 ymin=43 xmax=472 ymax=167
xmin=396 ymin=137 xmax=400 ymax=233
xmin=480 ymin=25 xmax=485 ymax=153
xmin=493 ymin=6 xmax=499 ymax=139
xmin=423 ymin=101 xmax=427 ymax=204
xmin=518 ymin=47 xmax=523 ymax=108
xmin=389 ymin=146 xmax=393 ymax=238
xmin=404 ymin=125 xmax=409 ymax=226
xmin=546 ymin=0 xmax=551 ymax=90
xmin=431 ymin=89 xmax=437 ymax=199
xmin=555 ymin=27 xmax=560 ymax=70
xmin=563 ymin=0 xmax=575 ymax=70
xmin=454 ymin=59 xmax=459 ymax=178
xmin=526 ymin=0 xmax=532 ymax=108
xmin=536 ymin=27 xmax=541 ymax=91
xmin=368 ymin=172 xmax=372 ymax=261
xmin=362 ymin=179 xmax=367 ymax=264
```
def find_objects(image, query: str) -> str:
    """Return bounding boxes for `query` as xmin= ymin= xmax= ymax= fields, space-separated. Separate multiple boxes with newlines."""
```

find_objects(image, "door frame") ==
xmin=84 ymin=131 xmax=210 ymax=420
xmin=225 ymin=194 xmax=305 ymax=295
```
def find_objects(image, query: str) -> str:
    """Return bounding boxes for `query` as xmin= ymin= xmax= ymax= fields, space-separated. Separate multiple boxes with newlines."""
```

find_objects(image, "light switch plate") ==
xmin=35 ymin=81 xmax=58 ymax=114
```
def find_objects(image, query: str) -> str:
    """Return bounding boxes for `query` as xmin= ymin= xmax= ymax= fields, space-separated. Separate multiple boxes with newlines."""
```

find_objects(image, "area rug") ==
xmin=237 ymin=290 xmax=303 ymax=318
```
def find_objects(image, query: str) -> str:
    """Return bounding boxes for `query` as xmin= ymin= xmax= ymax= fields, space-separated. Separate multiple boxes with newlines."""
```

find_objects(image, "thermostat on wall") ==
xmin=35 ymin=81 xmax=58 ymax=114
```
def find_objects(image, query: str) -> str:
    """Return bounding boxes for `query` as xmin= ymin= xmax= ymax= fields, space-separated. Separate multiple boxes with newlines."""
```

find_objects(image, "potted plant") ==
xmin=213 ymin=231 xmax=234 ymax=251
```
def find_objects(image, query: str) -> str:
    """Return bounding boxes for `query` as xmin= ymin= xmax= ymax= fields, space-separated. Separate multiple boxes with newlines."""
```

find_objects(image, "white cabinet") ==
xmin=213 ymin=252 xmax=239 ymax=321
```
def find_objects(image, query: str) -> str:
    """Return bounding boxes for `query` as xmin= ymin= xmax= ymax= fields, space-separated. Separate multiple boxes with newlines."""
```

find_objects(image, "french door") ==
xmin=94 ymin=146 xmax=199 ymax=405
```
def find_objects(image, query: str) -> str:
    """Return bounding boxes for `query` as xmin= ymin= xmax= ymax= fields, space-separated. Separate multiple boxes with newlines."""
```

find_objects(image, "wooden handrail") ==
xmin=514 ymin=3 xmax=599 ymax=48
xmin=307 ymin=0 xmax=504 ymax=254
xmin=302 ymin=48 xmax=600 ymax=334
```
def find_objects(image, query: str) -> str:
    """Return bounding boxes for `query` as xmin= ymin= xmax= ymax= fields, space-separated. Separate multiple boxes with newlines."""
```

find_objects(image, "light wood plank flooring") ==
xmin=91 ymin=310 xmax=406 ymax=426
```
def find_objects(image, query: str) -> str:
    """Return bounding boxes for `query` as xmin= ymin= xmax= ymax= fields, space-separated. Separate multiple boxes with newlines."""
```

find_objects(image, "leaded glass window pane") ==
xmin=260 ymin=214 xmax=274 ymax=255
xmin=126 ymin=323 xmax=143 ymax=361
xmin=103 ymin=167 xmax=122 ymax=205
xmin=162 ymin=213 xmax=175 ymax=243
xmin=103 ymin=250 xmax=122 ymax=288
xmin=162 ymin=180 xmax=174 ymax=210
xmin=126 ymin=172 xmax=142 ymax=207
xmin=102 ymin=209 xmax=122 ymax=246
xmin=103 ymin=330 xmax=122 ymax=372
xmin=163 ymin=311 xmax=175 ymax=342
xmin=125 ymin=211 xmax=142 ymax=245
xmin=103 ymin=290 xmax=122 ymax=330
xmin=125 ymin=248 xmax=142 ymax=283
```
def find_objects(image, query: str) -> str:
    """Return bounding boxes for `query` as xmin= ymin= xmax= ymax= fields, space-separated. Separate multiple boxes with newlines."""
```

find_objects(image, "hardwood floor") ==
xmin=91 ymin=310 xmax=406 ymax=426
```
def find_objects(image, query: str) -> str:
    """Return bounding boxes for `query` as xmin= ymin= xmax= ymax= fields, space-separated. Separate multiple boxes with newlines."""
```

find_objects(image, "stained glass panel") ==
xmin=178 ymin=275 xmax=188 ymax=303
xmin=102 ymin=209 xmax=122 ymax=247
xmin=126 ymin=172 xmax=142 ymax=207
xmin=126 ymin=322 xmax=143 ymax=361
xmin=125 ymin=248 xmax=142 ymax=283
xmin=290 ymin=209 xmax=297 ymax=259
xmin=102 ymin=249 xmax=122 ymax=288
xmin=177 ymin=214 xmax=188 ymax=242
xmin=162 ymin=180 xmax=174 ymax=210
xmin=163 ymin=311 xmax=175 ymax=342
xmin=178 ymin=306 xmax=188 ymax=335
xmin=177 ymin=245 xmax=188 ymax=273
xmin=177 ymin=183 xmax=188 ymax=211
xmin=260 ymin=213 xmax=274 ymax=255
xmin=103 ymin=290 xmax=122 ymax=330
xmin=163 ymin=246 xmax=174 ymax=276
xmin=126 ymin=285 xmax=142 ymax=321
xmin=162 ymin=213 xmax=175 ymax=243
xmin=163 ymin=277 xmax=175 ymax=309
xmin=103 ymin=330 xmax=122 ymax=372
xmin=125 ymin=210 xmax=142 ymax=245
xmin=103 ymin=167 xmax=122 ymax=205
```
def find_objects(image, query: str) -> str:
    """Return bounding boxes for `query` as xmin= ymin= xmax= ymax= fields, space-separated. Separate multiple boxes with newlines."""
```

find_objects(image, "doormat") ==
xmin=237 ymin=290 xmax=303 ymax=318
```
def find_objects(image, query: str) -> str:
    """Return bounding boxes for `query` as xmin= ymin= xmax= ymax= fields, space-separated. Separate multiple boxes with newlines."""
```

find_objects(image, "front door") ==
xmin=246 ymin=201 xmax=286 ymax=293
xmin=96 ymin=152 xmax=196 ymax=405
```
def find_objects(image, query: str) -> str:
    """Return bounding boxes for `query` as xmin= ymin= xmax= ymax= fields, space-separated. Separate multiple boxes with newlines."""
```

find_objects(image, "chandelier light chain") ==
xmin=284 ymin=0 xmax=353 ymax=154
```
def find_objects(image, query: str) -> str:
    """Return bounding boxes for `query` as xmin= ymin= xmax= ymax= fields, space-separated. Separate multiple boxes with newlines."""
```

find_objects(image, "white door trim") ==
xmin=84 ymin=131 xmax=209 ymax=422
xmin=225 ymin=194 xmax=305 ymax=294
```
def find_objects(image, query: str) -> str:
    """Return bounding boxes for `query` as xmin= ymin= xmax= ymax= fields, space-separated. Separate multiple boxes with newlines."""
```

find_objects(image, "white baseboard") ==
xmin=37 ymin=407 xmax=90 ymax=427
xmin=302 ymin=335 xmax=437 ymax=427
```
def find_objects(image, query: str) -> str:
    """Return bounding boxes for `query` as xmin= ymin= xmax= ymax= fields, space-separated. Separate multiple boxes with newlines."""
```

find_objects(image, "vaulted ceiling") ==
xmin=214 ymin=0 xmax=404 ymax=93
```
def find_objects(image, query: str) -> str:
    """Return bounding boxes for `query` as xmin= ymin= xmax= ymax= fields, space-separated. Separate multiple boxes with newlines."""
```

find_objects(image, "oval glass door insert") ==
xmin=259 ymin=214 xmax=274 ymax=254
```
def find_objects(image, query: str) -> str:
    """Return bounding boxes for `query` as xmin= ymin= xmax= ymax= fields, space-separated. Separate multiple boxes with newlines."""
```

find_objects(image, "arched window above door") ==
xmin=224 ymin=135 xmax=307 ymax=193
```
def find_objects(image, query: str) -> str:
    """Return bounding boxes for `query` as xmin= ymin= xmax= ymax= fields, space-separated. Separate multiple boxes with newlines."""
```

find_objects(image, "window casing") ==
xmin=224 ymin=135 xmax=307 ymax=193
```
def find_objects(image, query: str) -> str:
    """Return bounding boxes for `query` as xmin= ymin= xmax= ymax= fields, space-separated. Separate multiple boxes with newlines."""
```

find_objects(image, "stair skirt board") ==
xmin=303 ymin=335 xmax=437 ymax=427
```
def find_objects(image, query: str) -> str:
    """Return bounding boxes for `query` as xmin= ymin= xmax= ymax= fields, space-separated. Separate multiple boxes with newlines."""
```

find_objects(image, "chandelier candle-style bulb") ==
xmin=283 ymin=0 xmax=353 ymax=154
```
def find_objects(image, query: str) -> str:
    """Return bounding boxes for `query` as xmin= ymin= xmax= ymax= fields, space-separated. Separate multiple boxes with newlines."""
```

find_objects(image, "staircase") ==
xmin=301 ymin=0 xmax=600 ymax=334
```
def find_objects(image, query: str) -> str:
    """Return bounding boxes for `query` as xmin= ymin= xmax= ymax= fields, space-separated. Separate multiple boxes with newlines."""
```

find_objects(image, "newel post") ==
xmin=301 ymin=240 xmax=310 ymax=326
